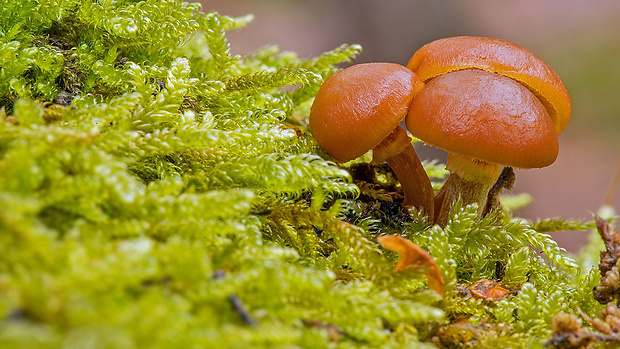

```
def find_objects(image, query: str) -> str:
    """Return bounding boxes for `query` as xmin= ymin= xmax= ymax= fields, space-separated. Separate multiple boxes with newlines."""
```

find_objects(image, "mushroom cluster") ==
xmin=309 ymin=62 xmax=434 ymax=217
xmin=309 ymin=36 xmax=571 ymax=227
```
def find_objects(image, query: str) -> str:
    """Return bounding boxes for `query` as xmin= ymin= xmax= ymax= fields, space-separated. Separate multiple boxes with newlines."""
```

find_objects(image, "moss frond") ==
xmin=204 ymin=12 xmax=236 ymax=73
xmin=301 ymin=43 xmax=363 ymax=75
xmin=530 ymin=217 xmax=594 ymax=233
xmin=502 ymin=246 xmax=531 ymax=288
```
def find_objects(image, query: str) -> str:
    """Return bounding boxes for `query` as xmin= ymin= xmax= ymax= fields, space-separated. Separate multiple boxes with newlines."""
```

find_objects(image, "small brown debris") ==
xmin=42 ymin=103 xmax=68 ymax=124
xmin=302 ymin=319 xmax=341 ymax=342
xmin=356 ymin=181 xmax=396 ymax=202
xmin=348 ymin=162 xmax=378 ymax=184
xmin=579 ymin=308 xmax=612 ymax=335
xmin=594 ymin=260 xmax=620 ymax=305
xmin=345 ymin=162 xmax=416 ymax=223
xmin=349 ymin=162 xmax=402 ymax=203
xmin=596 ymin=216 xmax=620 ymax=275
xmin=593 ymin=216 xmax=620 ymax=304
xmin=432 ymin=323 xmax=481 ymax=349
xmin=468 ymin=279 xmax=510 ymax=302
xmin=279 ymin=122 xmax=304 ymax=138
xmin=546 ymin=313 xmax=596 ymax=349
xmin=547 ymin=305 xmax=620 ymax=348
xmin=378 ymin=235 xmax=445 ymax=296
xmin=600 ymin=303 xmax=620 ymax=334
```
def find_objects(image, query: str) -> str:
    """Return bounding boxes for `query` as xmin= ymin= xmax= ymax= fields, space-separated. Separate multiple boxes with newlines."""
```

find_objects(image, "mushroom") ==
xmin=309 ymin=63 xmax=434 ymax=217
xmin=406 ymin=69 xmax=560 ymax=226
xmin=405 ymin=36 xmax=571 ymax=226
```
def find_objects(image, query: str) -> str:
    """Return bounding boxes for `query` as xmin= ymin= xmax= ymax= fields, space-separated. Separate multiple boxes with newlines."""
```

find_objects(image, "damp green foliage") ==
xmin=0 ymin=1 xmax=441 ymax=348
xmin=406 ymin=202 xmax=579 ymax=286
xmin=529 ymin=217 xmax=594 ymax=233
xmin=0 ymin=0 xmax=608 ymax=348
xmin=400 ymin=202 xmax=609 ymax=347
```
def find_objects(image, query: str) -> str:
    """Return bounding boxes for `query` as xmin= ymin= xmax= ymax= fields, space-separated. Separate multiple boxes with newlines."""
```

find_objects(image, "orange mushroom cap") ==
xmin=309 ymin=63 xmax=424 ymax=162
xmin=407 ymin=36 xmax=571 ymax=134
xmin=406 ymin=69 xmax=558 ymax=169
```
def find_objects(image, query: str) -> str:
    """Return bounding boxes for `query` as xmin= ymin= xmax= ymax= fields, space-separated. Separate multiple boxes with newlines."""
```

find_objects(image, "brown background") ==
xmin=203 ymin=0 xmax=620 ymax=251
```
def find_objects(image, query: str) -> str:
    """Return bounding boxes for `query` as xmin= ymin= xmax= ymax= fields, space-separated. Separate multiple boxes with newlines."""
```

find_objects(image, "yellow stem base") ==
xmin=435 ymin=154 xmax=502 ymax=227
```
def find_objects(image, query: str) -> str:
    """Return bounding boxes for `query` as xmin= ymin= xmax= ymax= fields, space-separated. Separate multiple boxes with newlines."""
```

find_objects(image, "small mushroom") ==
xmin=309 ymin=63 xmax=434 ymax=217
xmin=406 ymin=69 xmax=559 ymax=226
xmin=405 ymin=36 xmax=571 ymax=226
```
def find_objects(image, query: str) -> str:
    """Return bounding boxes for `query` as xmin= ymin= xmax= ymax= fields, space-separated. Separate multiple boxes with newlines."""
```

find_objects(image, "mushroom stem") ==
xmin=372 ymin=127 xmax=434 ymax=218
xmin=435 ymin=153 xmax=502 ymax=227
xmin=388 ymin=143 xmax=435 ymax=216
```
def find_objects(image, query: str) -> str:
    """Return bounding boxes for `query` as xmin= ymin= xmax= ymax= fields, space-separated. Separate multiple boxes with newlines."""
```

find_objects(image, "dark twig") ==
xmin=213 ymin=270 xmax=257 ymax=326
xmin=229 ymin=295 xmax=257 ymax=327
xmin=483 ymin=167 xmax=515 ymax=216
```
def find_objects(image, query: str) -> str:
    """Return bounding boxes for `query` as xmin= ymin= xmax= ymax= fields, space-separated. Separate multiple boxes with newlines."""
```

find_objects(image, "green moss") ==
xmin=0 ymin=0 xmax=611 ymax=348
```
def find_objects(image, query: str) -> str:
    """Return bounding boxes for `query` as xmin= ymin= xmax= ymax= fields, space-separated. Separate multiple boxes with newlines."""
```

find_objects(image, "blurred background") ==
xmin=203 ymin=0 xmax=620 ymax=251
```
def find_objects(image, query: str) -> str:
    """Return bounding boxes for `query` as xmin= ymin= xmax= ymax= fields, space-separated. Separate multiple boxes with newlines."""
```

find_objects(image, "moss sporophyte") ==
xmin=0 ymin=1 xmax=616 ymax=347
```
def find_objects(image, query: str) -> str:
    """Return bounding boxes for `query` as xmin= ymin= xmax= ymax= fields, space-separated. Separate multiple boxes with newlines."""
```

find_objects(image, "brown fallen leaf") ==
xmin=468 ymin=278 xmax=510 ymax=302
xmin=378 ymin=235 xmax=445 ymax=296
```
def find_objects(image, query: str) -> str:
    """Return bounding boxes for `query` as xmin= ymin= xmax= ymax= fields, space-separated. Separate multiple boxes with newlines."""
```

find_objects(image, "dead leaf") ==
xmin=378 ymin=235 xmax=445 ymax=296
xmin=468 ymin=279 xmax=509 ymax=302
